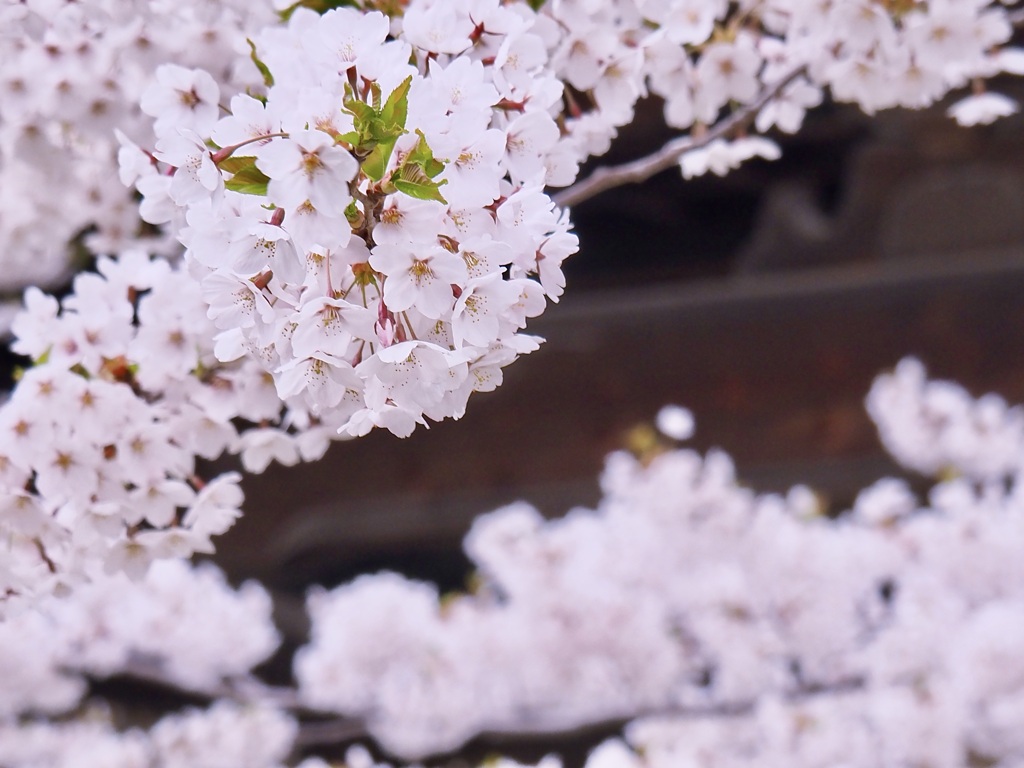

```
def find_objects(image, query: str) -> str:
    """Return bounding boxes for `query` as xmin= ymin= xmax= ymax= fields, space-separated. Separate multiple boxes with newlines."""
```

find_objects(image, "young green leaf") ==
xmin=217 ymin=155 xmax=258 ymax=174
xmin=247 ymin=39 xmax=274 ymax=88
xmin=381 ymin=75 xmax=412 ymax=131
xmin=362 ymin=141 xmax=392 ymax=181
xmin=225 ymin=161 xmax=271 ymax=196
xmin=393 ymin=178 xmax=449 ymax=204
xmin=393 ymin=164 xmax=448 ymax=203
xmin=406 ymin=130 xmax=445 ymax=178
xmin=344 ymin=97 xmax=377 ymax=129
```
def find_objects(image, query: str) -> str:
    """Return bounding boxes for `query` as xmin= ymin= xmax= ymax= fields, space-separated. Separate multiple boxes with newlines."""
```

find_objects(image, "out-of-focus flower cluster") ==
xmin=293 ymin=361 xmax=1024 ymax=763
xmin=868 ymin=357 xmax=1024 ymax=481
xmin=0 ymin=700 xmax=300 ymax=768
xmin=537 ymin=0 xmax=1024 ymax=178
xmin=0 ymin=252 xmax=291 ymax=616
xmin=125 ymin=3 xmax=578 ymax=441
xmin=0 ymin=0 xmax=275 ymax=294
xmin=0 ymin=559 xmax=287 ymax=768
xmin=0 ymin=559 xmax=279 ymax=716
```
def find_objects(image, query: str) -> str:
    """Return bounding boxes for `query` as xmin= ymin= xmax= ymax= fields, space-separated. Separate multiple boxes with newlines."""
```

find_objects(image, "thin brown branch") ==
xmin=552 ymin=66 xmax=806 ymax=210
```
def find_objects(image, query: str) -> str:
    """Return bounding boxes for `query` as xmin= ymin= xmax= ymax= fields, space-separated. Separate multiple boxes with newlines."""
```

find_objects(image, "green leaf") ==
xmin=366 ymin=121 xmax=404 ymax=146
xmin=364 ymin=141 xmax=397 ymax=181
xmin=393 ymin=178 xmax=445 ymax=202
xmin=217 ymin=155 xmax=257 ymax=174
xmin=226 ymin=177 xmax=270 ymax=196
xmin=406 ymin=130 xmax=444 ymax=178
xmin=381 ymin=75 xmax=412 ymax=131
xmin=244 ymin=88 xmax=268 ymax=105
xmin=247 ymin=39 xmax=274 ymax=88
xmin=225 ymin=161 xmax=271 ymax=196
xmin=393 ymin=165 xmax=448 ymax=203
xmin=339 ymin=77 xmax=414 ymax=173
xmin=344 ymin=98 xmax=377 ymax=128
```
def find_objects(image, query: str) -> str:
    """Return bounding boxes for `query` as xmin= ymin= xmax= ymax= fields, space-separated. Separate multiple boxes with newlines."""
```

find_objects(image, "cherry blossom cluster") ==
xmin=0 ymin=560 xmax=291 ymax=768
xmin=4 ymin=0 xmax=1021 ymax=454
xmin=125 ymin=3 xmax=580 ymax=440
xmin=0 ymin=701 xmax=302 ymax=768
xmin=538 ymin=0 xmax=1024 ymax=184
xmin=0 ymin=252 xmax=292 ymax=616
xmin=131 ymin=0 xmax=1024 ymax=444
xmin=0 ymin=559 xmax=279 ymax=719
xmin=0 ymin=0 xmax=275 ymax=295
xmin=645 ymin=0 xmax=1023 ymax=127
xmin=867 ymin=357 xmax=1024 ymax=482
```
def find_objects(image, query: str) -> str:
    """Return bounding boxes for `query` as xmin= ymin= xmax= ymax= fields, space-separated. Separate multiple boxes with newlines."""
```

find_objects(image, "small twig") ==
xmin=552 ymin=66 xmax=806 ymax=210
xmin=33 ymin=538 xmax=57 ymax=573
